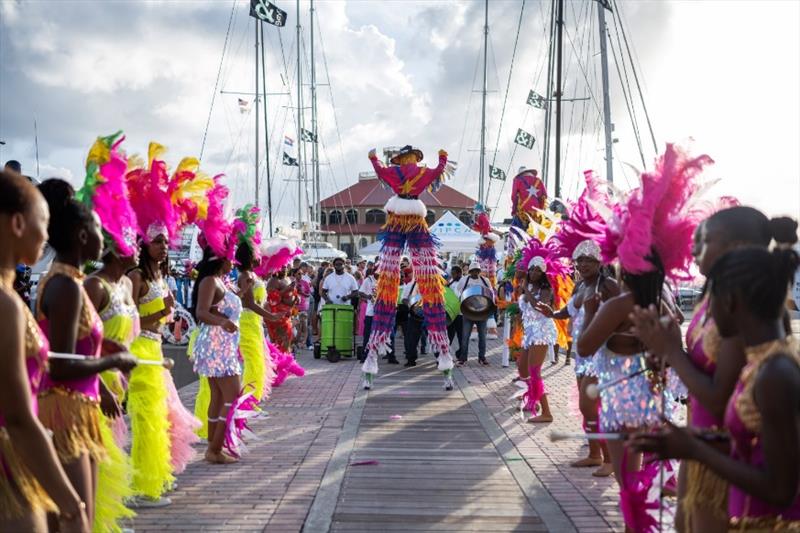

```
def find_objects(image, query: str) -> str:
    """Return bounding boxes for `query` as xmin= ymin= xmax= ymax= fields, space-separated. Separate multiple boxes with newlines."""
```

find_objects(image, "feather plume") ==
xmin=233 ymin=204 xmax=263 ymax=261
xmin=196 ymin=177 xmax=234 ymax=260
xmin=77 ymin=131 xmax=139 ymax=256
xmin=126 ymin=142 xmax=180 ymax=244
xmin=168 ymin=157 xmax=215 ymax=226
xmin=254 ymin=237 xmax=304 ymax=276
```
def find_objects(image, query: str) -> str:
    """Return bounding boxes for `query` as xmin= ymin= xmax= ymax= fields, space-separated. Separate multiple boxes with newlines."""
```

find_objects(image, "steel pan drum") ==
xmin=443 ymin=287 xmax=460 ymax=324
xmin=460 ymin=285 xmax=496 ymax=322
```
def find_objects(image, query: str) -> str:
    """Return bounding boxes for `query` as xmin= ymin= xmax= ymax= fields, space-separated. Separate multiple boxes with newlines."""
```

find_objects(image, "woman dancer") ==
xmin=35 ymin=179 xmax=137 ymax=526
xmin=631 ymin=245 xmax=800 ymax=530
xmin=0 ymin=172 xmax=89 ymax=533
xmin=577 ymin=144 xmax=710 ymax=532
xmin=190 ymin=246 xmax=243 ymax=464
xmin=78 ymin=132 xmax=140 ymax=531
xmin=539 ymin=241 xmax=617 ymax=475
xmin=630 ymin=206 xmax=795 ymax=532
xmin=519 ymin=258 xmax=558 ymax=423
xmin=266 ymin=266 xmax=296 ymax=352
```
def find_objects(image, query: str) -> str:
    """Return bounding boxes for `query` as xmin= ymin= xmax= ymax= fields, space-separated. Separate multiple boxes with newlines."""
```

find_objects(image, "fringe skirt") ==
xmin=0 ymin=428 xmax=57 ymax=519
xmin=38 ymin=388 xmax=106 ymax=464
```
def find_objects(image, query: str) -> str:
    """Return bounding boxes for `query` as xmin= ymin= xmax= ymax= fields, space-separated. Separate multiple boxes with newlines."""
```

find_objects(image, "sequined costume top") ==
xmin=95 ymin=276 xmax=140 ymax=349
xmin=519 ymin=285 xmax=557 ymax=348
xmin=37 ymin=262 xmax=103 ymax=401
xmin=724 ymin=337 xmax=800 ymax=526
xmin=566 ymin=296 xmax=596 ymax=377
xmin=137 ymin=276 xmax=169 ymax=343
xmin=0 ymin=295 xmax=49 ymax=425
xmin=685 ymin=295 xmax=722 ymax=429
xmin=192 ymin=281 xmax=242 ymax=378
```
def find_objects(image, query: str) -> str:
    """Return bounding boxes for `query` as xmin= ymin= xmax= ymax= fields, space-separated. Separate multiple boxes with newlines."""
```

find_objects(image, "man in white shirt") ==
xmin=321 ymin=257 xmax=359 ymax=305
xmin=455 ymin=262 xmax=494 ymax=366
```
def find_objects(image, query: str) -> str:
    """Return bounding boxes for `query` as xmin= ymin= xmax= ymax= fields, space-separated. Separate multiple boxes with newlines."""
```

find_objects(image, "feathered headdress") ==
xmin=552 ymin=170 xmax=609 ymax=261
xmin=77 ymin=131 xmax=139 ymax=257
xmin=597 ymin=143 xmax=713 ymax=280
xmin=516 ymin=234 xmax=571 ymax=286
xmin=126 ymin=142 xmax=180 ymax=244
xmin=255 ymin=237 xmax=304 ymax=277
xmin=233 ymin=204 xmax=263 ymax=262
xmin=196 ymin=177 xmax=235 ymax=261
xmin=168 ymin=157 xmax=216 ymax=227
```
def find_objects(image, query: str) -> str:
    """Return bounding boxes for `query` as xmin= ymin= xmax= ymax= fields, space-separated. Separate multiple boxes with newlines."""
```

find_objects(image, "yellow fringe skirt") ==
xmin=0 ymin=428 xmax=57 ymax=519
xmin=127 ymin=335 xmax=174 ymax=499
xmin=682 ymin=459 xmax=729 ymax=531
xmin=93 ymin=412 xmax=135 ymax=533
xmin=37 ymin=388 xmax=106 ymax=464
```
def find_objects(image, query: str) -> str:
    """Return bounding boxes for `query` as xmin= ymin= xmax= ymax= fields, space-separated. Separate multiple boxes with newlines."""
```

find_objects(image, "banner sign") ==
xmin=250 ymin=0 xmax=287 ymax=27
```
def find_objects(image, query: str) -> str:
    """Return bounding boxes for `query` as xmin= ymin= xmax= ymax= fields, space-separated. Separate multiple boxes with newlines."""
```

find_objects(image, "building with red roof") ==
xmin=320 ymin=168 xmax=477 ymax=257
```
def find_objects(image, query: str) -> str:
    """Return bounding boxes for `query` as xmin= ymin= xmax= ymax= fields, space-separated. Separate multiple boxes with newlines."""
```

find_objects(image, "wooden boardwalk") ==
xmin=329 ymin=360 xmax=550 ymax=532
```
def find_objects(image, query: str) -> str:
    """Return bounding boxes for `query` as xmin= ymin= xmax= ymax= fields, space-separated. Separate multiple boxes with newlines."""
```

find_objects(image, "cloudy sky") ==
xmin=1 ymin=0 xmax=798 ymax=231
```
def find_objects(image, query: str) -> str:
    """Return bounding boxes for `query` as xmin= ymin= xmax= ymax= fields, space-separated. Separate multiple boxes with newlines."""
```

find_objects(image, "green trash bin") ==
xmin=320 ymin=304 xmax=355 ymax=358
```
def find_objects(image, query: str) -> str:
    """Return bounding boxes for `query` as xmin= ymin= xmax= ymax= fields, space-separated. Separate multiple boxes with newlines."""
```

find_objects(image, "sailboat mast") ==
xmin=259 ymin=21 xmax=273 ymax=236
xmin=554 ymin=0 xmax=564 ymax=199
xmin=254 ymin=20 xmax=260 ymax=206
xmin=295 ymin=0 xmax=303 ymax=227
xmin=597 ymin=2 xmax=614 ymax=184
xmin=310 ymin=0 xmax=319 ymax=229
xmin=542 ymin=0 xmax=556 ymax=189
xmin=478 ymin=0 xmax=488 ymax=206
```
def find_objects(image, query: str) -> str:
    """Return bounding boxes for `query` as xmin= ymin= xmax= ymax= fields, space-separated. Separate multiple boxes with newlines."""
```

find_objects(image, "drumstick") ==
xmin=49 ymin=352 xmax=168 ymax=367
xmin=550 ymin=431 xmax=625 ymax=442
xmin=586 ymin=367 xmax=648 ymax=399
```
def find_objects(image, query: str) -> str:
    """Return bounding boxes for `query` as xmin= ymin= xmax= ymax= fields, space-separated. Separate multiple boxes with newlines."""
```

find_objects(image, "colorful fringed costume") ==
xmin=592 ymin=143 xmax=713 ymax=531
xmin=510 ymin=167 xmax=547 ymax=230
xmin=255 ymin=237 xmax=303 ymax=353
xmin=78 ymin=131 xmax=140 ymax=531
xmin=0 ymin=297 xmax=57 ymax=520
xmin=363 ymin=146 xmax=454 ymax=388
xmin=472 ymin=206 xmax=499 ymax=287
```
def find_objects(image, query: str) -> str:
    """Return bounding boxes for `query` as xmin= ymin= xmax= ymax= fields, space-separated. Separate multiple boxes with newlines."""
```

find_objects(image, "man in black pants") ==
xmin=401 ymin=276 xmax=425 ymax=367
xmin=446 ymin=265 xmax=464 ymax=360
xmin=456 ymin=262 xmax=494 ymax=366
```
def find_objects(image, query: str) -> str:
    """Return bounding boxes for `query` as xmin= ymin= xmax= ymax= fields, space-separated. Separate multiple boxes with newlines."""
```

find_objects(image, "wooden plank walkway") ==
xmin=328 ymin=358 xmax=552 ymax=532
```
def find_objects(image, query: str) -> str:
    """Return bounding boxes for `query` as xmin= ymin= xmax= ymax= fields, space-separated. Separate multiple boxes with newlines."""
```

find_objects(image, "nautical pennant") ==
xmin=514 ymin=129 xmax=536 ymax=150
xmin=526 ymin=90 xmax=546 ymax=109
xmin=249 ymin=0 xmax=288 ymax=27
xmin=596 ymin=0 xmax=613 ymax=11
xmin=282 ymin=152 xmax=299 ymax=166
xmin=300 ymin=128 xmax=317 ymax=143
xmin=489 ymin=165 xmax=507 ymax=181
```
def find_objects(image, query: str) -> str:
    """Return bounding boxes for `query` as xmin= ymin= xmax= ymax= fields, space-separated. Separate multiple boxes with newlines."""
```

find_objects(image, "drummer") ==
xmin=400 ymin=273 xmax=425 ymax=367
xmin=455 ymin=262 xmax=495 ymax=366
xmin=446 ymin=265 xmax=464 ymax=360
xmin=321 ymin=257 xmax=359 ymax=306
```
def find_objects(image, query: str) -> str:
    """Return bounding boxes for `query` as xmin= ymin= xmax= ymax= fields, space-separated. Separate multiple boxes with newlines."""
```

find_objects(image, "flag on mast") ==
xmin=300 ymin=128 xmax=317 ymax=143
xmin=282 ymin=152 xmax=299 ymax=166
xmin=238 ymin=98 xmax=250 ymax=113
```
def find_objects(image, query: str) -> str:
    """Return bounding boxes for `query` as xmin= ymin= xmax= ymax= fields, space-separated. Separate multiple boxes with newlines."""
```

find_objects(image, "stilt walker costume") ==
xmin=77 ymin=131 xmax=139 ymax=531
xmin=471 ymin=206 xmax=499 ymax=287
xmin=510 ymin=167 xmax=547 ymax=231
xmin=363 ymin=145 xmax=455 ymax=389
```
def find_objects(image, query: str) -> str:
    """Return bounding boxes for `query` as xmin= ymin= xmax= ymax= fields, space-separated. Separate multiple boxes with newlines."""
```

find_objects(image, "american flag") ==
xmin=238 ymin=98 xmax=250 ymax=113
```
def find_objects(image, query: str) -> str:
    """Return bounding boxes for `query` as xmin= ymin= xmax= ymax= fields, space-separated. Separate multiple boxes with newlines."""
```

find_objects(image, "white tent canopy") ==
xmin=359 ymin=210 xmax=482 ymax=256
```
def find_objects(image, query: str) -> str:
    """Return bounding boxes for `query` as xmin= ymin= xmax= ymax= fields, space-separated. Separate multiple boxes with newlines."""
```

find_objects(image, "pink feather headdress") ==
xmin=516 ymin=234 xmax=571 ymax=288
xmin=77 ymin=131 xmax=139 ymax=257
xmin=598 ymin=143 xmax=713 ymax=280
xmin=168 ymin=157 xmax=216 ymax=227
xmin=126 ymin=142 xmax=181 ymax=245
xmin=255 ymin=237 xmax=304 ymax=277
xmin=196 ymin=177 xmax=235 ymax=261
xmin=552 ymin=170 xmax=610 ymax=261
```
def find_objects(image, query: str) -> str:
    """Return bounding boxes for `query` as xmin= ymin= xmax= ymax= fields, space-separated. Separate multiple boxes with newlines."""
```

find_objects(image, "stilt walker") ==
xmin=363 ymin=145 xmax=455 ymax=390
xmin=472 ymin=206 xmax=500 ymax=339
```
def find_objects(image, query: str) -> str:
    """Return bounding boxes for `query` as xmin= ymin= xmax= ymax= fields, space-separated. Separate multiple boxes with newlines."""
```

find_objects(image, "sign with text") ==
xmin=250 ymin=0 xmax=287 ymax=27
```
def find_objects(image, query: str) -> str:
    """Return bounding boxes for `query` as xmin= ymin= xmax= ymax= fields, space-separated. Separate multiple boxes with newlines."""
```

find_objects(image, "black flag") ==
xmin=597 ymin=0 xmax=613 ymax=11
xmin=250 ymin=0 xmax=287 ymax=27
xmin=489 ymin=165 xmax=506 ymax=181
xmin=300 ymin=128 xmax=317 ymax=143
xmin=282 ymin=152 xmax=298 ymax=166
xmin=526 ymin=90 xmax=546 ymax=109
xmin=514 ymin=129 xmax=536 ymax=150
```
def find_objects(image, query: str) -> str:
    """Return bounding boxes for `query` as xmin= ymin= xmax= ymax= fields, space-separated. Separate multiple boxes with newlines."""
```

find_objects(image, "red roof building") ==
xmin=319 ymin=170 xmax=477 ymax=257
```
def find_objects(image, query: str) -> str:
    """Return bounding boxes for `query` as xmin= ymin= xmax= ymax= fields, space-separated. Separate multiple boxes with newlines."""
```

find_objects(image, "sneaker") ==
xmin=443 ymin=377 xmax=454 ymax=391
xmin=362 ymin=376 xmax=372 ymax=390
xmin=456 ymin=360 xmax=466 ymax=367
xmin=387 ymin=358 xmax=400 ymax=365
xmin=479 ymin=358 xmax=489 ymax=366
xmin=403 ymin=360 xmax=416 ymax=367
xmin=128 ymin=496 xmax=172 ymax=509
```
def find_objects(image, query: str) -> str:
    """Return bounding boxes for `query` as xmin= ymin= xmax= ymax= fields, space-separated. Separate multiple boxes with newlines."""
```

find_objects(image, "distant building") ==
xmin=319 ymin=149 xmax=477 ymax=257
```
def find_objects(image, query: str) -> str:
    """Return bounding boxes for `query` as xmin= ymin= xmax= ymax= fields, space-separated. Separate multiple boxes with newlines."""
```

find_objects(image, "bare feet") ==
xmin=527 ymin=414 xmax=554 ymax=423
xmin=592 ymin=463 xmax=614 ymax=477
xmin=204 ymin=451 xmax=239 ymax=464
xmin=570 ymin=456 xmax=603 ymax=468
